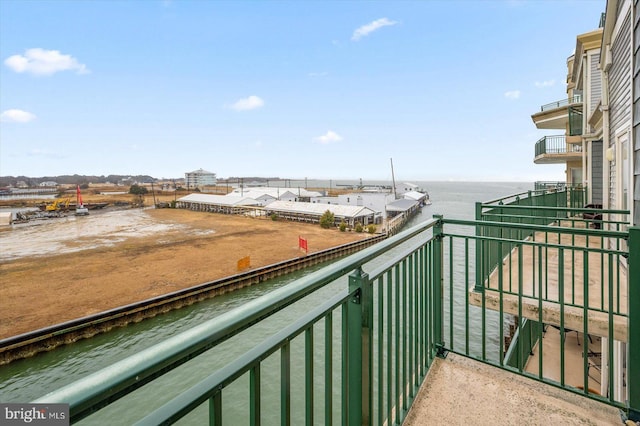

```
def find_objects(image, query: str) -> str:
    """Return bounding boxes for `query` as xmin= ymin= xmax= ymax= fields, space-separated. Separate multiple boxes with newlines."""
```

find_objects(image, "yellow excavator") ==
xmin=44 ymin=198 xmax=70 ymax=212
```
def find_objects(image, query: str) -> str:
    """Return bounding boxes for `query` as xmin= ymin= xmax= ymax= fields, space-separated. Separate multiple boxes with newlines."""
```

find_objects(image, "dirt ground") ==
xmin=0 ymin=208 xmax=372 ymax=339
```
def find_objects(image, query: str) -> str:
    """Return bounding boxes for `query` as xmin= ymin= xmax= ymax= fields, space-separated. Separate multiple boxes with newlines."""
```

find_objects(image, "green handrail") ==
xmin=628 ymin=227 xmax=640 ymax=421
xmin=540 ymin=94 xmax=582 ymax=111
xmin=36 ymin=218 xmax=439 ymax=424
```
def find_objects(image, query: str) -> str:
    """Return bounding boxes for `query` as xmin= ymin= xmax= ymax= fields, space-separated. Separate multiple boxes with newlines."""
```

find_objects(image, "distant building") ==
xmin=177 ymin=194 xmax=259 ymax=215
xmin=227 ymin=187 xmax=322 ymax=204
xmin=39 ymin=181 xmax=58 ymax=187
xmin=265 ymin=200 xmax=380 ymax=227
xmin=185 ymin=168 xmax=217 ymax=189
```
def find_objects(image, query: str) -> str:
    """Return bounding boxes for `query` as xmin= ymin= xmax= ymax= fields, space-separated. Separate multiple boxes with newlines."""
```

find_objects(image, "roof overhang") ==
xmin=571 ymin=28 xmax=603 ymax=84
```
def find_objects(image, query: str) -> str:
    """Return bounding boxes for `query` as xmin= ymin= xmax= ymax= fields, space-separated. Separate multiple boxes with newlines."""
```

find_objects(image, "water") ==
xmin=0 ymin=181 xmax=532 ymax=422
xmin=0 ymin=194 xmax=56 ymax=200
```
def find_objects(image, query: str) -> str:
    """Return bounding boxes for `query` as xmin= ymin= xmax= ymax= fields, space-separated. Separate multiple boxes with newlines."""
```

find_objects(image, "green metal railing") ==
xmin=35 ymin=191 xmax=638 ymax=424
xmin=535 ymin=135 xmax=582 ymax=157
xmin=569 ymin=106 xmax=583 ymax=136
xmin=475 ymin=187 xmax=587 ymax=294
xmin=534 ymin=181 xmax=571 ymax=191
xmin=599 ymin=12 xmax=606 ymax=28
xmin=440 ymin=217 xmax=633 ymax=412
xmin=540 ymin=95 xmax=582 ymax=112
xmin=504 ymin=319 xmax=541 ymax=370
xmin=36 ymin=219 xmax=442 ymax=425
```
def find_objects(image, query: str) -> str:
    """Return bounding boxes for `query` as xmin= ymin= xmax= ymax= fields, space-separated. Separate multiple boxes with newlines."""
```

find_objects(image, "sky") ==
xmin=0 ymin=0 xmax=606 ymax=182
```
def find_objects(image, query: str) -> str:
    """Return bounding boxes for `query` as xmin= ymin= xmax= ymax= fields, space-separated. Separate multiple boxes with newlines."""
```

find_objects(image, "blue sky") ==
xmin=0 ymin=0 xmax=605 ymax=181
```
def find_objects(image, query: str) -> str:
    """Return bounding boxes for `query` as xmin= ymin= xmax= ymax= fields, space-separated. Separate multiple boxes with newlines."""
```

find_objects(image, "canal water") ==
xmin=0 ymin=181 xmax=532 ymax=424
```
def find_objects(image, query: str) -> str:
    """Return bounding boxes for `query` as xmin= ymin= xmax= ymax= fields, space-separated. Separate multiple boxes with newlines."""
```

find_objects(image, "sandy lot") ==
xmin=0 ymin=208 xmax=372 ymax=339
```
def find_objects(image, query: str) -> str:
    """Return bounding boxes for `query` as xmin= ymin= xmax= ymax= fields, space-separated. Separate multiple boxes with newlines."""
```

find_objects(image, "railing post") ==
xmin=474 ymin=203 xmax=484 ymax=293
xmin=628 ymin=227 xmax=640 ymax=421
xmin=433 ymin=215 xmax=445 ymax=356
xmin=347 ymin=267 xmax=371 ymax=425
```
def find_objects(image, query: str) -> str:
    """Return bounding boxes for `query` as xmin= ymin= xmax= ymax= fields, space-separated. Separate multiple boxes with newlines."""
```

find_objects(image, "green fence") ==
xmin=35 ymin=198 xmax=638 ymax=423
xmin=475 ymin=187 xmax=585 ymax=294
xmin=504 ymin=319 xmax=542 ymax=370
xmin=36 ymin=219 xmax=442 ymax=425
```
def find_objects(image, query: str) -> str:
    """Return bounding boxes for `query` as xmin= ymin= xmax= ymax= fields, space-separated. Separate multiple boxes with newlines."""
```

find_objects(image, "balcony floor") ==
xmin=525 ymin=325 xmax=602 ymax=394
xmin=404 ymin=353 xmax=622 ymax=425
xmin=469 ymin=220 xmax=628 ymax=341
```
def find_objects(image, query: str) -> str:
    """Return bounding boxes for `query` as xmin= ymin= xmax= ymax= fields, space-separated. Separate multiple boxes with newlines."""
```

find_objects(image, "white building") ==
xmin=265 ymin=200 xmax=380 ymax=227
xmin=227 ymin=187 xmax=323 ymax=204
xmin=185 ymin=169 xmax=217 ymax=189
xmin=177 ymin=193 xmax=259 ymax=214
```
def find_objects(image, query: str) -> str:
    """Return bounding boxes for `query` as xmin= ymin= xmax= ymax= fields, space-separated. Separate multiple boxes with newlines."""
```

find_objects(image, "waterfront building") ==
xmin=227 ymin=187 xmax=323 ymax=203
xmin=313 ymin=192 xmax=394 ymax=217
xmin=176 ymin=193 xmax=259 ymax=215
xmin=185 ymin=168 xmax=217 ymax=189
xmin=264 ymin=200 xmax=380 ymax=227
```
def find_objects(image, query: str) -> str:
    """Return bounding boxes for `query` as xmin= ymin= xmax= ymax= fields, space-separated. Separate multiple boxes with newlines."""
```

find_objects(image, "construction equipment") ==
xmin=44 ymin=198 xmax=70 ymax=212
xmin=75 ymin=185 xmax=89 ymax=216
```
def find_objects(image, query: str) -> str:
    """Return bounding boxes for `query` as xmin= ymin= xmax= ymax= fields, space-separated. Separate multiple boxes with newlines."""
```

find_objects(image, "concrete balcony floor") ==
xmin=525 ymin=326 xmax=603 ymax=395
xmin=404 ymin=353 xmax=622 ymax=425
xmin=469 ymin=220 xmax=628 ymax=342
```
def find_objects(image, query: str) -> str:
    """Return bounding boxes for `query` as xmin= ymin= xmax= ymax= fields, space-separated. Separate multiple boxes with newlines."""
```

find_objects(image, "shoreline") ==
xmin=0 ymin=235 xmax=384 ymax=365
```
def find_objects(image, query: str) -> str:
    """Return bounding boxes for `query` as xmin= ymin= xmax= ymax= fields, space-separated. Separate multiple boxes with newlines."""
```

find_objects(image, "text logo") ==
xmin=1 ymin=404 xmax=69 ymax=425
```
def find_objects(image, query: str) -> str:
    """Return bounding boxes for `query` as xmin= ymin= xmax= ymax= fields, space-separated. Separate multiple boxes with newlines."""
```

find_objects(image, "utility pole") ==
xmin=150 ymin=181 xmax=157 ymax=206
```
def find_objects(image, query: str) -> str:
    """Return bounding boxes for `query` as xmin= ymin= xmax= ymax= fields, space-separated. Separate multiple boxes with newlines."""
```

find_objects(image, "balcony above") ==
xmin=534 ymin=135 xmax=582 ymax=164
xmin=531 ymin=95 xmax=583 ymax=129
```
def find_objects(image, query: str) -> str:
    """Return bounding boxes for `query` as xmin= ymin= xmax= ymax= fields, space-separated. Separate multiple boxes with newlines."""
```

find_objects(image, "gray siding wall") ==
xmin=592 ymin=140 xmax=604 ymax=204
xmin=590 ymin=52 xmax=602 ymax=118
xmin=634 ymin=0 xmax=640 ymax=226
xmin=608 ymin=10 xmax=632 ymax=209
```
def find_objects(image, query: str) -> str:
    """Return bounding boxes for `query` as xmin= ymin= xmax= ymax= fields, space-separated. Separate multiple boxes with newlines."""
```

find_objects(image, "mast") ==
xmin=390 ymin=158 xmax=397 ymax=199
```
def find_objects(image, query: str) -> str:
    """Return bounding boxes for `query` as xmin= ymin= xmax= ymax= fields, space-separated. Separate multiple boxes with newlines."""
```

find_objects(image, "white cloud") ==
xmin=504 ymin=90 xmax=521 ymax=100
xmin=4 ymin=48 xmax=89 ymax=76
xmin=351 ymin=18 xmax=398 ymax=41
xmin=314 ymin=130 xmax=343 ymax=144
xmin=535 ymin=80 xmax=555 ymax=88
xmin=1 ymin=109 xmax=36 ymax=123
xmin=229 ymin=95 xmax=265 ymax=111
xmin=27 ymin=148 xmax=63 ymax=159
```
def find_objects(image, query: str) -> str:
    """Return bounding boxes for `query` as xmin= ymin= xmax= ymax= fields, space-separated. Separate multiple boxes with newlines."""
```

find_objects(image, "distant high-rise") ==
xmin=185 ymin=168 xmax=216 ymax=189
